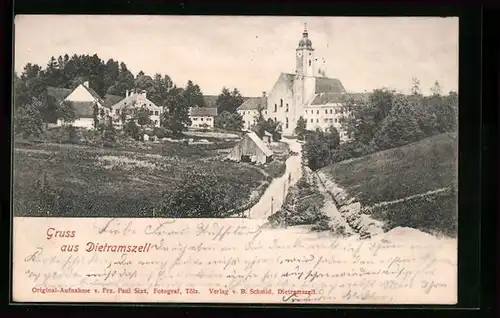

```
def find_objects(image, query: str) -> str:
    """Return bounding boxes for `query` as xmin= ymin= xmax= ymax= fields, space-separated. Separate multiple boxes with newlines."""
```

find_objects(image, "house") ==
xmin=188 ymin=107 xmax=218 ymax=130
xmin=48 ymin=81 xmax=112 ymax=129
xmin=226 ymin=131 xmax=273 ymax=165
xmin=110 ymin=89 xmax=162 ymax=128
xmin=237 ymin=92 xmax=267 ymax=131
xmin=243 ymin=24 xmax=369 ymax=141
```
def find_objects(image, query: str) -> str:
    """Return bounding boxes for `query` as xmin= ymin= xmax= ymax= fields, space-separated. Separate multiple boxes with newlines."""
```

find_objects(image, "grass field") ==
xmin=13 ymin=140 xmax=267 ymax=218
xmin=320 ymin=132 xmax=458 ymax=236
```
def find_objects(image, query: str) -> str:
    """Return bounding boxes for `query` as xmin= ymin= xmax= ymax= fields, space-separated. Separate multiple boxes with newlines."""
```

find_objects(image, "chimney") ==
xmin=83 ymin=81 xmax=89 ymax=88
xmin=262 ymin=91 xmax=266 ymax=97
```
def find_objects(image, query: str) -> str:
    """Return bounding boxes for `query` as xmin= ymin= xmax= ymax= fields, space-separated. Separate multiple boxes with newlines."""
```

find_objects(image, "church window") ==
xmin=274 ymin=104 xmax=277 ymax=112
xmin=280 ymin=99 xmax=283 ymax=107
xmin=309 ymin=60 xmax=311 ymax=66
xmin=274 ymin=117 xmax=277 ymax=122
xmin=285 ymin=117 xmax=289 ymax=129
xmin=286 ymin=104 xmax=289 ymax=112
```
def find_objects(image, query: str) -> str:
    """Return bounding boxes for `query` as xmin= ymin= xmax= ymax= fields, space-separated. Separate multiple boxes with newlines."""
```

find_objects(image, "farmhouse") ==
xmin=237 ymin=92 xmax=267 ymax=131
xmin=48 ymin=81 xmax=112 ymax=129
xmin=241 ymin=24 xmax=368 ymax=140
xmin=189 ymin=107 xmax=218 ymax=130
xmin=226 ymin=131 xmax=273 ymax=165
xmin=110 ymin=90 xmax=162 ymax=128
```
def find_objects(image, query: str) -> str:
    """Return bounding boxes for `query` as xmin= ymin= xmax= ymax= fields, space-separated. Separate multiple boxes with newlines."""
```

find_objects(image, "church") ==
xmin=238 ymin=25 xmax=364 ymax=139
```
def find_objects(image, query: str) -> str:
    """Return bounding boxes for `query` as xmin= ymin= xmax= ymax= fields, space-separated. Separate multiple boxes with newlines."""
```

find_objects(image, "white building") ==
xmin=51 ymin=81 xmax=112 ymax=129
xmin=188 ymin=107 xmax=218 ymax=130
xmin=237 ymin=92 xmax=267 ymax=131
xmin=240 ymin=25 xmax=367 ymax=140
xmin=110 ymin=90 xmax=162 ymax=128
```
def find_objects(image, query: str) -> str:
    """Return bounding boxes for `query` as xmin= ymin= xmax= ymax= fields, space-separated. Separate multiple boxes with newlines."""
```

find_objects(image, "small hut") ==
xmin=263 ymin=131 xmax=273 ymax=144
xmin=226 ymin=131 xmax=273 ymax=165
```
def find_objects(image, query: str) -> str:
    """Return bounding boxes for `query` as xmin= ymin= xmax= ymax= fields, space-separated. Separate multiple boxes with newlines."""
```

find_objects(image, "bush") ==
xmin=154 ymin=127 xmax=168 ymax=139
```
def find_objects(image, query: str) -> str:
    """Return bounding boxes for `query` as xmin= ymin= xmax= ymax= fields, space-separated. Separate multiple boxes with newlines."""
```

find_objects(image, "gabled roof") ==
xmin=81 ymin=85 xmax=107 ymax=107
xmin=189 ymin=107 xmax=218 ymax=117
xmin=246 ymin=131 xmax=273 ymax=156
xmin=237 ymin=97 xmax=267 ymax=111
xmin=110 ymin=93 xmax=160 ymax=110
xmin=279 ymin=73 xmax=296 ymax=92
xmin=47 ymin=86 xmax=72 ymax=103
xmin=315 ymin=77 xmax=346 ymax=94
xmin=103 ymin=94 xmax=125 ymax=107
xmin=71 ymin=101 xmax=98 ymax=118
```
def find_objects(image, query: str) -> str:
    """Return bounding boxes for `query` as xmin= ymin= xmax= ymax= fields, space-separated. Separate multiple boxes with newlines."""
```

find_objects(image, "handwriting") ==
xmin=14 ymin=219 xmax=457 ymax=304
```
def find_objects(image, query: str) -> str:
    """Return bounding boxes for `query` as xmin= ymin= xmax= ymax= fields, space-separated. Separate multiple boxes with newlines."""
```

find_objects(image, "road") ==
xmin=247 ymin=137 xmax=302 ymax=219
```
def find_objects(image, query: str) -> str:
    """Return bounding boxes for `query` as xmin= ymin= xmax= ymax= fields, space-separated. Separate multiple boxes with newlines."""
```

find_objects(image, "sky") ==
xmin=14 ymin=15 xmax=459 ymax=97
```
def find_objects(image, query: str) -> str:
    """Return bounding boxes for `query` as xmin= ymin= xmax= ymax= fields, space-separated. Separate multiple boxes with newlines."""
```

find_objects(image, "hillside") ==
xmin=319 ymin=132 xmax=458 ymax=236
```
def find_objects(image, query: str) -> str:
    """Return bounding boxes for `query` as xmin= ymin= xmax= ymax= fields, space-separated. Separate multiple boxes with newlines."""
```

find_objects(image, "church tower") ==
xmin=294 ymin=24 xmax=316 ymax=107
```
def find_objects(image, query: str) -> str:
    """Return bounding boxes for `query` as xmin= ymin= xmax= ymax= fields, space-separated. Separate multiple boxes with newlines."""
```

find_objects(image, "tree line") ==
xmin=299 ymin=79 xmax=458 ymax=171
xmin=14 ymin=53 xmax=250 ymax=139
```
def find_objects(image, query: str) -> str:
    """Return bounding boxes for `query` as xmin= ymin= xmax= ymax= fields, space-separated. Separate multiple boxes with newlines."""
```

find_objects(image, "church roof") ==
xmin=315 ymin=77 xmax=346 ymax=94
xmin=237 ymin=97 xmax=267 ymax=111
xmin=309 ymin=92 xmax=371 ymax=106
xmin=189 ymin=107 xmax=218 ymax=117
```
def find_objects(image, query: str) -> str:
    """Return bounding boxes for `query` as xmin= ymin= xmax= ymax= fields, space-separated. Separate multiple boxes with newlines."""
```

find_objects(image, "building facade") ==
xmin=236 ymin=92 xmax=267 ymax=130
xmin=110 ymin=90 xmax=162 ymax=129
xmin=240 ymin=25 xmax=365 ymax=141
xmin=188 ymin=107 xmax=218 ymax=130
xmin=53 ymin=81 xmax=112 ymax=129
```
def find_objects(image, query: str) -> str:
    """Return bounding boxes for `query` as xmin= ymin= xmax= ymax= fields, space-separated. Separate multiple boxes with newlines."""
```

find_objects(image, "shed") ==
xmin=226 ymin=132 xmax=273 ymax=165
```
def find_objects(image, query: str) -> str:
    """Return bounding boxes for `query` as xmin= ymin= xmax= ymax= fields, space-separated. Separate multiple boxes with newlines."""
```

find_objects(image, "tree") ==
xmin=294 ymin=116 xmax=307 ymax=140
xmin=135 ymin=107 xmax=151 ymax=129
xmin=183 ymin=80 xmax=206 ymax=108
xmin=372 ymin=94 xmax=425 ymax=151
xmin=14 ymin=97 xmax=44 ymax=138
xmin=92 ymin=103 xmax=99 ymax=129
xmin=430 ymin=80 xmax=442 ymax=96
xmin=162 ymin=87 xmax=192 ymax=136
xmin=302 ymin=126 xmax=340 ymax=171
xmin=339 ymin=89 xmax=395 ymax=145
xmin=216 ymin=87 xmax=244 ymax=113
xmin=124 ymin=119 xmax=140 ymax=140
xmin=410 ymin=77 xmax=421 ymax=95
xmin=214 ymin=111 xmax=244 ymax=131
xmin=57 ymin=100 xmax=77 ymax=125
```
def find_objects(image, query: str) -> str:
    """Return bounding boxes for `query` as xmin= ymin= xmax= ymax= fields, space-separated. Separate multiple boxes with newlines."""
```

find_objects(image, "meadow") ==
xmin=320 ymin=132 xmax=458 ymax=236
xmin=13 ymin=138 xmax=269 ymax=218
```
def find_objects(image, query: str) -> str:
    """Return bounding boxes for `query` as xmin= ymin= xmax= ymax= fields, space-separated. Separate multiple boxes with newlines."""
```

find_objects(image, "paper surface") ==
xmin=13 ymin=217 xmax=457 ymax=303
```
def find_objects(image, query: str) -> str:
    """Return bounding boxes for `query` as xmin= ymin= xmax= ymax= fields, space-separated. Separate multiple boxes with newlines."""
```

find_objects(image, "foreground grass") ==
xmin=320 ymin=132 xmax=458 ymax=236
xmin=13 ymin=140 xmax=267 ymax=218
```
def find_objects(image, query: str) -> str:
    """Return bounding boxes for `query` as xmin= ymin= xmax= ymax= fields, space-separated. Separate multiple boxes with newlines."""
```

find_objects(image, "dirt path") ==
xmin=313 ymin=172 xmax=358 ymax=238
xmin=247 ymin=138 xmax=302 ymax=219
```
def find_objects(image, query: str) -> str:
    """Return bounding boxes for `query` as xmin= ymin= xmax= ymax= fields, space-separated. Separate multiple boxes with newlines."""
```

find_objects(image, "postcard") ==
xmin=12 ymin=15 xmax=458 ymax=304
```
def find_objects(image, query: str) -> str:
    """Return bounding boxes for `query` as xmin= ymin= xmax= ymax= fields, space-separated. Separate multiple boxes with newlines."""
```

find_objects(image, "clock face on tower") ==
xmin=297 ymin=51 xmax=302 ymax=57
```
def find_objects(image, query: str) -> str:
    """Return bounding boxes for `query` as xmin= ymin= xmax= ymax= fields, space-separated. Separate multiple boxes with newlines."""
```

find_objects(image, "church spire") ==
xmin=298 ymin=23 xmax=313 ymax=49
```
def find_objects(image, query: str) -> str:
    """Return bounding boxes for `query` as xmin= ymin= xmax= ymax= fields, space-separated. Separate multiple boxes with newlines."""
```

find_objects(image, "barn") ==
xmin=226 ymin=132 xmax=274 ymax=165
